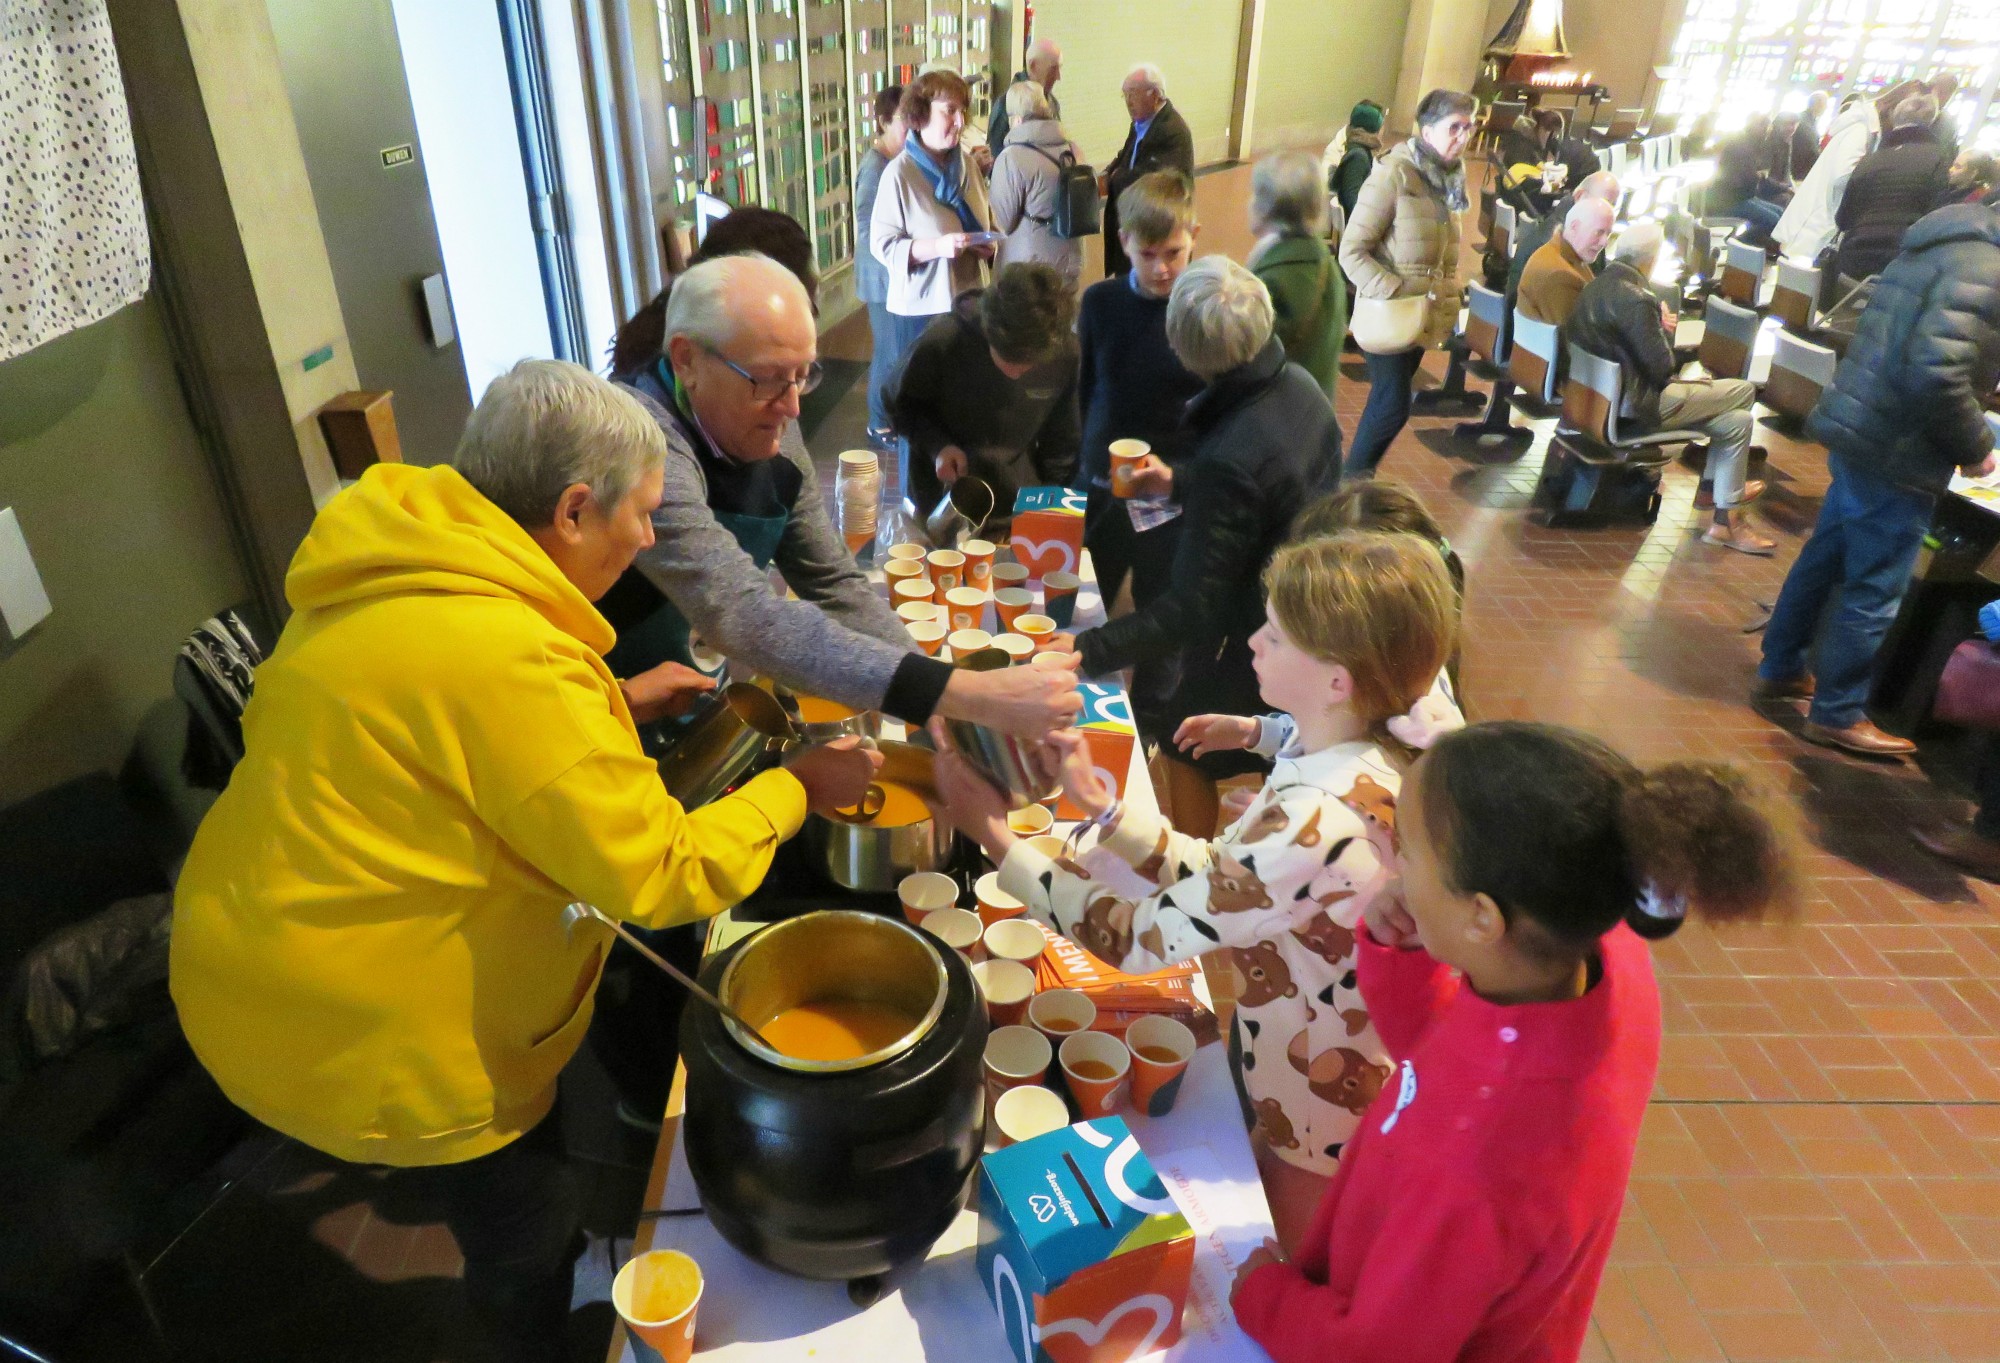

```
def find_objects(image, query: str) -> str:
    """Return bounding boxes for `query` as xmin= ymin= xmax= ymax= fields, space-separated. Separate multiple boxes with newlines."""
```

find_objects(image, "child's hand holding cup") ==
xmin=1047 ymin=730 xmax=1115 ymax=821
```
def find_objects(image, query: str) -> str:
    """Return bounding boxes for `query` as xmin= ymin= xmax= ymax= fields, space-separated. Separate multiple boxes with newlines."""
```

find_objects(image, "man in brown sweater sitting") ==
xmin=1517 ymin=197 xmax=1615 ymax=326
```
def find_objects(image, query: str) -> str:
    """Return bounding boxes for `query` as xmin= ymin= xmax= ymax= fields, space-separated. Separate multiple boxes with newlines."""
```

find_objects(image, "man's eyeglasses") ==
xmin=704 ymin=345 xmax=822 ymax=402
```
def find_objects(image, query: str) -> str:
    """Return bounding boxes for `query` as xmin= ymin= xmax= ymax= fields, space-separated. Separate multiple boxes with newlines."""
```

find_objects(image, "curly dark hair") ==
xmin=606 ymin=206 xmax=817 ymax=378
xmin=1417 ymin=723 xmax=1803 ymax=959
xmin=979 ymin=263 xmax=1076 ymax=367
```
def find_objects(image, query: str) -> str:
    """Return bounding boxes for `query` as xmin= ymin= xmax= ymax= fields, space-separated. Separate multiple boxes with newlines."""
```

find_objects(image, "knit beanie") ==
xmin=1349 ymin=101 xmax=1385 ymax=135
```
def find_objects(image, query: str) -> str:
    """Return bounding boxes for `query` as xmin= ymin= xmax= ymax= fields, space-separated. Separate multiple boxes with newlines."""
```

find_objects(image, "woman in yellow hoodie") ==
xmin=170 ymin=360 xmax=876 ymax=1361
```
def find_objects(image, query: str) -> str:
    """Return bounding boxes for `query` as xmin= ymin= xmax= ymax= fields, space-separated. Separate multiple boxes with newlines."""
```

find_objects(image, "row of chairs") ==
xmin=1689 ymin=294 xmax=1838 ymax=424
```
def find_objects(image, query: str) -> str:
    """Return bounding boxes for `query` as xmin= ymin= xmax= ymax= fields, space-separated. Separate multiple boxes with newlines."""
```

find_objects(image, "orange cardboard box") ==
xmin=1056 ymin=683 xmax=1136 ymax=821
xmin=1010 ymin=486 xmax=1087 ymax=585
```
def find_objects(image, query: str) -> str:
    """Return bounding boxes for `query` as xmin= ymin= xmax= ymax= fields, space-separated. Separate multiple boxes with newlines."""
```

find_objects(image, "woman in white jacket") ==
xmin=1776 ymin=79 xmax=1926 ymax=262
xmin=990 ymin=80 xmax=1084 ymax=289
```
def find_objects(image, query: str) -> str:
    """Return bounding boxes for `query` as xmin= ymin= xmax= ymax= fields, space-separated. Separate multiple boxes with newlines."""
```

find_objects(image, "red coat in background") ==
xmin=1233 ymin=927 xmax=1662 ymax=1363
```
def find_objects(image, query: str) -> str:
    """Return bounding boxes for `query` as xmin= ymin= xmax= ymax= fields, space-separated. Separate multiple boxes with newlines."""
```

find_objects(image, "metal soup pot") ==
xmin=939 ymin=648 xmax=1062 ymax=810
xmin=806 ymin=740 xmax=955 ymax=892
xmin=657 ymin=683 xmax=796 ymax=809
xmin=680 ymin=911 xmax=987 ymax=1286
xmin=914 ymin=476 xmax=994 ymax=549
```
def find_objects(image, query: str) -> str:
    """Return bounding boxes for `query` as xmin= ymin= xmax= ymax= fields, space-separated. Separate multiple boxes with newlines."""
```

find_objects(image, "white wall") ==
xmin=1251 ymin=0 xmax=1414 ymax=154
xmin=1030 ymin=0 xmax=1245 ymax=167
xmin=390 ymin=0 xmax=554 ymax=401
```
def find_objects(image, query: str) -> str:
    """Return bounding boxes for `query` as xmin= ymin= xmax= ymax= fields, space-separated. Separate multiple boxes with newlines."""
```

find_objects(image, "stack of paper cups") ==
xmin=836 ymin=450 xmax=880 ymax=558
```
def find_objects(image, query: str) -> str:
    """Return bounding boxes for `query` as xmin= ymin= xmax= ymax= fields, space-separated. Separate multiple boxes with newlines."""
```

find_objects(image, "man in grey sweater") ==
xmin=606 ymin=253 xmax=1078 ymax=736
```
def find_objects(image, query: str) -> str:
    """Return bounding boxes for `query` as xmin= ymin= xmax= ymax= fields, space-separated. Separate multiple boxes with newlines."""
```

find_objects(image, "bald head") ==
xmin=1577 ymin=171 xmax=1619 ymax=205
xmin=1026 ymin=37 xmax=1061 ymax=92
xmin=666 ymin=252 xmax=818 ymax=463
xmin=1563 ymin=197 xmax=1616 ymax=263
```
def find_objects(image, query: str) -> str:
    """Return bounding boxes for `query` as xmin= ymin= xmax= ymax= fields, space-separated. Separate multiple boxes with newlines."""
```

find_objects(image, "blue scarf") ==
xmin=905 ymin=141 xmax=981 ymax=232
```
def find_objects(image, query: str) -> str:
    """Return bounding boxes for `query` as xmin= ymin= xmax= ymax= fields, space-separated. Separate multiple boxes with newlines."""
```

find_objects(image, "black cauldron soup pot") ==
xmin=680 ymin=910 xmax=988 ymax=1288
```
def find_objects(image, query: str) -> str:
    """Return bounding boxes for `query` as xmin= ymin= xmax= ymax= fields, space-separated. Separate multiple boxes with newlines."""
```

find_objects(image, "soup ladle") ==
xmin=563 ymin=902 xmax=777 ymax=1051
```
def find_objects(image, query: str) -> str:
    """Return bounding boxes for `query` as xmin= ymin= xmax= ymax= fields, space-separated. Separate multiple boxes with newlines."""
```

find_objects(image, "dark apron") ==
xmin=604 ymin=365 xmax=793 ymax=690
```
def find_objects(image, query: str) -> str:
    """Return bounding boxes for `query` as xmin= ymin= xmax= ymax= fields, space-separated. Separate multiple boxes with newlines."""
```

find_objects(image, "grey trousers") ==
xmin=1657 ymin=378 xmax=1757 ymax=509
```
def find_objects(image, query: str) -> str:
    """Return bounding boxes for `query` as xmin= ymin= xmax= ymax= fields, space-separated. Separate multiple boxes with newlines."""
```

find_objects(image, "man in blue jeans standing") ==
xmin=1757 ymin=203 xmax=2000 ymax=755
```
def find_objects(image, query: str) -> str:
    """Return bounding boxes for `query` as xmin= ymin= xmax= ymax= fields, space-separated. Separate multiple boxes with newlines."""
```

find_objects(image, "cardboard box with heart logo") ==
xmin=975 ymin=1117 xmax=1195 ymax=1363
xmin=1055 ymin=683 xmax=1136 ymax=821
xmin=1009 ymin=487 xmax=1087 ymax=587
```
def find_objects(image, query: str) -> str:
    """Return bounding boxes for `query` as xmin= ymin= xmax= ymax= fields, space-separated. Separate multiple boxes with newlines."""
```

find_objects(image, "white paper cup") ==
xmin=983 ymin=917 xmax=1047 ymax=969
xmin=920 ymin=906 xmax=986 ymax=960
xmin=993 ymin=1083 xmax=1070 ymax=1147
xmin=1007 ymin=804 xmax=1054 ymax=837
xmin=898 ymin=871 xmax=959 ymax=924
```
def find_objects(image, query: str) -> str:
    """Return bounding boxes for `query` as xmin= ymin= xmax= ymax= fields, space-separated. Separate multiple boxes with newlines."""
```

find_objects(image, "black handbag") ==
xmin=1025 ymin=144 xmax=1103 ymax=240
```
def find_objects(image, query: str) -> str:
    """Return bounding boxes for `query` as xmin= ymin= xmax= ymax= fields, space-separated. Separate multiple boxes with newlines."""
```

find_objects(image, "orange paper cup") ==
xmin=974 ymin=871 xmax=1026 ymax=925
xmin=1007 ymin=804 xmax=1054 ymax=837
xmin=885 ymin=558 xmax=928 ymax=598
xmin=962 ymin=538 xmax=997 ymax=589
xmin=984 ymin=1024 xmax=1052 ymax=1105
xmin=898 ymin=871 xmax=959 ymax=924
xmin=1125 ymin=1014 xmax=1197 ymax=1116
xmin=946 ymin=628 xmax=993 ymax=661
xmin=1011 ymin=614 xmax=1058 ymax=650
xmin=1059 ymin=1029 xmax=1131 ymax=1119
xmin=907 ymin=620 xmax=947 ymax=656
xmin=1027 ymin=988 xmax=1097 ymax=1047
xmin=973 ymin=958 xmax=1037 ymax=1027
xmin=993 ymin=587 xmax=1035 ymax=632
xmin=944 ymin=586 xmax=989 ymax=633
xmin=1108 ymin=438 xmax=1150 ymax=498
xmin=896 ymin=600 xmax=940 ymax=626
xmin=993 ymin=1083 xmax=1071 ymax=1147
xmin=887 ymin=542 xmax=929 ymax=563
xmin=990 ymin=633 xmax=1035 ymax=665
xmin=612 ymin=1249 xmax=702 ymax=1363
xmin=927 ymin=549 xmax=966 ymax=595
xmin=920 ymin=906 xmax=986 ymax=960
xmin=1041 ymin=571 xmax=1081 ymax=629
xmin=894 ymin=578 xmax=936 ymax=609
xmin=983 ymin=917 xmax=1048 ymax=970
xmin=991 ymin=562 xmax=1031 ymax=590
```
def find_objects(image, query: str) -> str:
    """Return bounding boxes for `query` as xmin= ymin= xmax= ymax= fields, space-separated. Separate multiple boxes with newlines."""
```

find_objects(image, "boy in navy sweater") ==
xmin=1076 ymin=172 xmax=1206 ymax=614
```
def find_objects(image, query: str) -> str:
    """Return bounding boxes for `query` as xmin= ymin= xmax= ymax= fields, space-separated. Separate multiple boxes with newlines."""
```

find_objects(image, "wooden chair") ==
xmin=1763 ymin=330 xmax=1837 ymax=423
xmin=1770 ymin=258 xmax=1820 ymax=335
xmin=1534 ymin=345 xmax=1710 ymax=526
xmin=1717 ymin=236 xmax=1769 ymax=308
xmin=1453 ymin=283 xmax=1535 ymax=449
xmin=1508 ymin=309 xmax=1563 ymax=414
xmin=1697 ymin=296 xmax=1760 ymax=382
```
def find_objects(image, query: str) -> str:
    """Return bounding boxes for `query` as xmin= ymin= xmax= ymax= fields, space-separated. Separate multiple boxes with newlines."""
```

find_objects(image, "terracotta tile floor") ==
xmin=1354 ymin=355 xmax=2000 ymax=1361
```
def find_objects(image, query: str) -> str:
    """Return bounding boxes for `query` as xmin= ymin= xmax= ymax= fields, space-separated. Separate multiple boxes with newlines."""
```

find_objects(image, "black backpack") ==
xmin=1024 ymin=144 xmax=1103 ymax=240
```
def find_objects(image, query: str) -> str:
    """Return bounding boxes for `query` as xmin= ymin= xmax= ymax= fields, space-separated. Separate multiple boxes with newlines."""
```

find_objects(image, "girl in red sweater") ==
xmin=1231 ymin=722 xmax=1801 ymax=1363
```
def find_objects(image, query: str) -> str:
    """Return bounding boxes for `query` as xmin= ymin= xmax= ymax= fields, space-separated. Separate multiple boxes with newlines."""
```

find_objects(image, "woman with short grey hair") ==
xmin=454 ymin=358 xmax=666 ymax=530
xmin=991 ymin=79 xmax=1085 ymax=287
xmin=1068 ymin=252 xmax=1340 ymax=826
xmin=1247 ymin=150 xmax=1347 ymax=402
xmin=1164 ymin=255 xmax=1275 ymax=378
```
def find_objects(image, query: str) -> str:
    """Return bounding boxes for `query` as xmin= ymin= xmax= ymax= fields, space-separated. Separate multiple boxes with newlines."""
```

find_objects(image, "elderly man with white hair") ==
xmin=1067 ymin=255 xmax=1339 ymax=807
xmin=608 ymin=251 xmax=1080 ymax=739
xmin=986 ymin=35 xmax=1062 ymax=156
xmin=1565 ymin=223 xmax=1774 ymax=554
xmin=1505 ymin=169 xmax=1619 ymax=306
xmin=1102 ymin=61 xmax=1196 ymax=278
xmin=1517 ymin=195 xmax=1616 ymax=325
xmin=169 ymin=359 xmax=883 ymax=1362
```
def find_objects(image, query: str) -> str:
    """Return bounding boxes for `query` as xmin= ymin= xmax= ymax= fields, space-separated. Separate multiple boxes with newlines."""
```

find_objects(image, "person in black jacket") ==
xmin=1833 ymin=93 xmax=1952 ymax=286
xmin=1758 ymin=203 xmax=2000 ymax=760
xmin=1100 ymin=63 xmax=1197 ymax=279
xmin=1065 ymin=255 xmax=1340 ymax=822
xmin=890 ymin=262 xmax=1080 ymax=531
xmin=1564 ymin=223 xmax=1774 ymax=555
xmin=1712 ymin=114 xmax=1787 ymax=244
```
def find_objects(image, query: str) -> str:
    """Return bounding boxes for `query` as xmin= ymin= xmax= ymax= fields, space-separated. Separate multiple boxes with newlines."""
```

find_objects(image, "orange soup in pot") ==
xmin=760 ymin=999 xmax=921 ymax=1062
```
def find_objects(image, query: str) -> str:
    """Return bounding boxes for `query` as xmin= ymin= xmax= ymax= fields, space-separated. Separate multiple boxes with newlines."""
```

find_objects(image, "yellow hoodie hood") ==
xmin=286 ymin=462 xmax=613 ymax=655
xmin=171 ymin=462 xmax=804 ymax=1168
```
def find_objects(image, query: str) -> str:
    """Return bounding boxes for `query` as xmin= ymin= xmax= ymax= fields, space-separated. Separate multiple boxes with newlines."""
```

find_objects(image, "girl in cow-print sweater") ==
xmin=931 ymin=532 xmax=1457 ymax=1252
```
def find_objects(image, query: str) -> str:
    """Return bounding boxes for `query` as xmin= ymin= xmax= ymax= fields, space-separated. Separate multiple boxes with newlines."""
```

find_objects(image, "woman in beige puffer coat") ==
xmin=1339 ymin=88 xmax=1476 ymax=478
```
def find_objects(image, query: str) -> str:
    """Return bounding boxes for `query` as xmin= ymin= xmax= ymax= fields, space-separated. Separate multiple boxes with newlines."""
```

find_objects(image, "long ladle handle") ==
xmin=579 ymin=904 xmax=778 ymax=1051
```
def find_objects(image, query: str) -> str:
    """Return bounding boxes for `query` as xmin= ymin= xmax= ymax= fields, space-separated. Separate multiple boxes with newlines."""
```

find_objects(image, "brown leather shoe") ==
xmin=1753 ymin=674 xmax=1815 ymax=701
xmin=1802 ymin=719 xmax=1916 ymax=757
xmin=1913 ymin=825 xmax=2000 ymax=882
